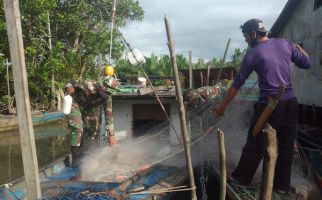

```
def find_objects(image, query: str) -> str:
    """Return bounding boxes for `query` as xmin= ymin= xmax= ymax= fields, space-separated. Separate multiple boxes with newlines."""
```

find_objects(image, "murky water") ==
xmin=0 ymin=119 xmax=70 ymax=184
xmin=170 ymin=161 xmax=222 ymax=200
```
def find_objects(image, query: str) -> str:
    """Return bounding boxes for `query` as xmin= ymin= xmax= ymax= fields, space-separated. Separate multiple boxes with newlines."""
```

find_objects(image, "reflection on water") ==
xmin=0 ymin=119 xmax=70 ymax=184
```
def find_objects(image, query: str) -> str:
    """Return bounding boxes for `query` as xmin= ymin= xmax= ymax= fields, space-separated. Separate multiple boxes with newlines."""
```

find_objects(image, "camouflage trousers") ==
xmin=82 ymin=106 xmax=100 ymax=138
xmin=104 ymin=95 xmax=114 ymax=136
xmin=67 ymin=109 xmax=83 ymax=147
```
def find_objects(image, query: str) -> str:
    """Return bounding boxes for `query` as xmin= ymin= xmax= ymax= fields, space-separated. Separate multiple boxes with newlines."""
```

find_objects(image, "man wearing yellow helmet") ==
xmin=102 ymin=65 xmax=118 ymax=145
xmin=104 ymin=65 xmax=114 ymax=77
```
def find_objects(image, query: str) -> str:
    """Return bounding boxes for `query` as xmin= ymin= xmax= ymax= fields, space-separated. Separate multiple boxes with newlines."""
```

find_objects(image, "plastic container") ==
xmin=137 ymin=77 xmax=147 ymax=87
xmin=62 ymin=95 xmax=72 ymax=115
xmin=127 ymin=49 xmax=146 ymax=65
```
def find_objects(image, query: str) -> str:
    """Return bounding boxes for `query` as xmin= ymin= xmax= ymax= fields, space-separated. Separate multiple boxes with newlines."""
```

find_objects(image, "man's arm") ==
xmin=295 ymin=44 xmax=309 ymax=58
xmin=292 ymin=42 xmax=310 ymax=69
xmin=213 ymin=86 xmax=239 ymax=117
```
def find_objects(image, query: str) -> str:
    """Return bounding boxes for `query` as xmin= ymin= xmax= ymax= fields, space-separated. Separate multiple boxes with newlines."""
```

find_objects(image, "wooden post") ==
xmin=165 ymin=16 xmax=197 ymax=200
xmin=215 ymin=38 xmax=231 ymax=84
xmin=47 ymin=11 xmax=56 ymax=111
xmin=8 ymin=144 xmax=11 ymax=181
xmin=189 ymin=50 xmax=193 ymax=88
xmin=217 ymin=128 xmax=227 ymax=200
xmin=108 ymin=0 xmax=117 ymax=63
xmin=260 ymin=123 xmax=277 ymax=200
xmin=200 ymin=71 xmax=204 ymax=87
xmin=97 ymin=53 xmax=103 ymax=81
xmin=6 ymin=59 xmax=12 ymax=113
xmin=206 ymin=62 xmax=211 ymax=86
xmin=3 ymin=1 xmax=41 ymax=199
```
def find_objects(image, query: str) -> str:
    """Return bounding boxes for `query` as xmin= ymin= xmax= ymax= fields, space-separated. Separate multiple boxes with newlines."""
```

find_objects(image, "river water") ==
xmin=0 ymin=119 xmax=70 ymax=185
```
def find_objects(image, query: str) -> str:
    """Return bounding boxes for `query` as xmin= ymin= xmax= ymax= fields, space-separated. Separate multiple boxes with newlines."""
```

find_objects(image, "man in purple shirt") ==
xmin=213 ymin=18 xmax=310 ymax=193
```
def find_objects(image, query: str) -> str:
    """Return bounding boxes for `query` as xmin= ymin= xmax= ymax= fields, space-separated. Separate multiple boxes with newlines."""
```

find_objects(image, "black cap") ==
xmin=241 ymin=18 xmax=268 ymax=33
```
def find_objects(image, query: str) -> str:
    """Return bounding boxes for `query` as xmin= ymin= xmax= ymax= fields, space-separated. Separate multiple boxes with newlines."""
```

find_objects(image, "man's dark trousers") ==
xmin=232 ymin=97 xmax=298 ymax=192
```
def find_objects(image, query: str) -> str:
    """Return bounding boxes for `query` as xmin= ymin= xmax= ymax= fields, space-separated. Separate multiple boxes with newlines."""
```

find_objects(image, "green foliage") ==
xmin=0 ymin=0 xmax=143 ymax=110
xmin=230 ymin=48 xmax=246 ymax=68
xmin=116 ymin=53 xmax=189 ymax=80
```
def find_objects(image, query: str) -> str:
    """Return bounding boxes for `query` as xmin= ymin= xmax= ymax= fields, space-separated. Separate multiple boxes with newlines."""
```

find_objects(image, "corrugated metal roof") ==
xmin=269 ymin=0 xmax=301 ymax=37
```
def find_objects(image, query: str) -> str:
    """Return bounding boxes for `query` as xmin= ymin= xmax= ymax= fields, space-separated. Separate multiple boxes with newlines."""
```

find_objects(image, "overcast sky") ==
xmin=120 ymin=0 xmax=288 ymax=62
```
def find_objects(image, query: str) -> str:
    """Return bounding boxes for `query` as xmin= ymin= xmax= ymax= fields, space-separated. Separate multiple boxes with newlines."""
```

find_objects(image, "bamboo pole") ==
xmin=108 ymin=0 xmax=117 ymax=63
xmin=164 ymin=16 xmax=197 ymax=200
xmin=47 ymin=11 xmax=56 ymax=111
xmin=3 ymin=0 xmax=41 ymax=199
xmin=217 ymin=128 xmax=227 ymax=200
xmin=260 ymin=123 xmax=277 ymax=200
xmin=215 ymin=38 xmax=231 ymax=84
xmin=189 ymin=50 xmax=193 ymax=88
xmin=200 ymin=71 xmax=204 ymax=87
xmin=206 ymin=62 xmax=211 ymax=86
xmin=6 ymin=59 xmax=12 ymax=113
xmin=97 ymin=53 xmax=103 ymax=81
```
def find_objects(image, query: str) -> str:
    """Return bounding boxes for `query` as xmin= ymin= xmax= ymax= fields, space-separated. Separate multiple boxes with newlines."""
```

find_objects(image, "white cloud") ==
xmin=120 ymin=0 xmax=288 ymax=62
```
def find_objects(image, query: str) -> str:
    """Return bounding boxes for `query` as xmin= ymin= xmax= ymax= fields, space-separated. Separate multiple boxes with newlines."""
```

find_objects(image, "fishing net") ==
xmin=39 ymin=82 xmax=314 ymax=200
xmin=42 ymin=189 xmax=131 ymax=200
xmin=77 ymin=85 xmax=226 ymax=184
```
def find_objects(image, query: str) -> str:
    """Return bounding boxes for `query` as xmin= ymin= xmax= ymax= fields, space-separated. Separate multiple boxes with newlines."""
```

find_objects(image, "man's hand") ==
xmin=213 ymin=103 xmax=226 ymax=117
xmin=295 ymin=43 xmax=309 ymax=57
xmin=212 ymin=86 xmax=238 ymax=117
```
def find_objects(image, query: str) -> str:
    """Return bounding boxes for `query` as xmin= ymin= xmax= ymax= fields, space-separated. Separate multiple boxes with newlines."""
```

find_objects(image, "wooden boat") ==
xmin=1 ymin=84 xmax=320 ymax=200
xmin=0 ymin=154 xmax=188 ymax=200
xmin=0 ymin=111 xmax=64 ymax=132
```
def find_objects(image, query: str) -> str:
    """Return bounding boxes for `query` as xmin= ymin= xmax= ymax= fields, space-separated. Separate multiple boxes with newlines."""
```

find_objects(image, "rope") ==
xmin=108 ymin=0 xmax=117 ymax=63
xmin=128 ymin=186 xmax=196 ymax=195
xmin=115 ymin=25 xmax=183 ymax=145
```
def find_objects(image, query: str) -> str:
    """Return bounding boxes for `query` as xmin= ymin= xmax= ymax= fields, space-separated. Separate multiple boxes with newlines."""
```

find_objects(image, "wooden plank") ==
xmin=139 ymin=86 xmax=168 ymax=95
xmin=3 ymin=0 xmax=41 ymax=199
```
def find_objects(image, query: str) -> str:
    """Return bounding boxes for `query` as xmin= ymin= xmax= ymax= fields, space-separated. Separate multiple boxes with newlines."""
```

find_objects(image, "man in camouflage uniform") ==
xmin=78 ymin=80 xmax=101 ymax=142
xmin=73 ymin=76 xmax=119 ymax=146
xmin=100 ymin=75 xmax=119 ymax=145
xmin=65 ymin=83 xmax=83 ymax=167
xmin=184 ymin=85 xmax=227 ymax=109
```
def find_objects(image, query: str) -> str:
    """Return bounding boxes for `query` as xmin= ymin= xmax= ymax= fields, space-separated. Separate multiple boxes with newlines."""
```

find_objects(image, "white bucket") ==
xmin=137 ymin=77 xmax=147 ymax=87
xmin=62 ymin=95 xmax=72 ymax=115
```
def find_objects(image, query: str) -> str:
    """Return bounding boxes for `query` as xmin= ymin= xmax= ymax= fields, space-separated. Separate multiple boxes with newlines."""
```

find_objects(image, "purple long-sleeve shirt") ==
xmin=232 ymin=38 xmax=310 ymax=102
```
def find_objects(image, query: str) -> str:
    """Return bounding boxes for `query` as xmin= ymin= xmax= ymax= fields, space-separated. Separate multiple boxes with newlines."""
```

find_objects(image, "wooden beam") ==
xmin=165 ymin=16 xmax=197 ymax=200
xmin=3 ymin=0 xmax=41 ymax=199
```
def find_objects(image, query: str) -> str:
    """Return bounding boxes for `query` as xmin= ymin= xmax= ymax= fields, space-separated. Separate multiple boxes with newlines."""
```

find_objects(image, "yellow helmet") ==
xmin=104 ymin=65 xmax=114 ymax=76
